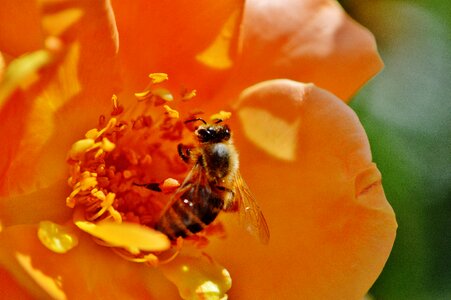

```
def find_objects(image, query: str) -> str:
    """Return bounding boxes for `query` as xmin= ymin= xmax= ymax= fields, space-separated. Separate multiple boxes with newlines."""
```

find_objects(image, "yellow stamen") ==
xmin=87 ymin=192 xmax=117 ymax=221
xmin=68 ymin=139 xmax=95 ymax=160
xmin=135 ymin=87 xmax=173 ymax=102
xmin=148 ymin=72 xmax=169 ymax=84
xmin=96 ymin=117 xmax=117 ymax=137
xmin=107 ymin=208 xmax=123 ymax=223
xmin=101 ymin=137 xmax=115 ymax=152
xmin=85 ymin=128 xmax=100 ymax=139
xmin=92 ymin=189 xmax=106 ymax=201
xmin=79 ymin=171 xmax=98 ymax=190
xmin=210 ymin=110 xmax=232 ymax=121
xmin=66 ymin=171 xmax=98 ymax=207
xmin=153 ymin=88 xmax=174 ymax=101
xmin=111 ymin=94 xmax=124 ymax=115
xmin=112 ymin=248 xmax=158 ymax=264
xmin=112 ymin=94 xmax=118 ymax=105
xmin=163 ymin=105 xmax=180 ymax=119
xmin=143 ymin=253 xmax=160 ymax=267
xmin=66 ymin=188 xmax=79 ymax=208
xmin=134 ymin=90 xmax=152 ymax=100
xmin=182 ymin=89 xmax=197 ymax=101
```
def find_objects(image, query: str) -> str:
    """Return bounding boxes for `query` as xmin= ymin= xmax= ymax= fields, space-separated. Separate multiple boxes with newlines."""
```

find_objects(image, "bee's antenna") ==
xmin=185 ymin=117 xmax=207 ymax=125
xmin=213 ymin=119 xmax=223 ymax=124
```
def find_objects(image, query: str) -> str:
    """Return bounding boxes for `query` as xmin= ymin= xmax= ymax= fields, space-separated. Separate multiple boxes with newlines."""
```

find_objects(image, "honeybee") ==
xmin=155 ymin=118 xmax=270 ymax=244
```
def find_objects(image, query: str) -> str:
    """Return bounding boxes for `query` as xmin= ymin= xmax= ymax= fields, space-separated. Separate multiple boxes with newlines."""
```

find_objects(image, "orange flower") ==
xmin=0 ymin=0 xmax=396 ymax=299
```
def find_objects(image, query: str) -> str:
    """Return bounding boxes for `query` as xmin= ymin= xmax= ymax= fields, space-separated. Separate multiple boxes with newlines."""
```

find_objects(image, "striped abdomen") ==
xmin=156 ymin=184 xmax=224 ymax=240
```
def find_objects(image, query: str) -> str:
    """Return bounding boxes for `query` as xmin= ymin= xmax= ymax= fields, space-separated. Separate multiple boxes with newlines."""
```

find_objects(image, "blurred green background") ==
xmin=339 ymin=0 xmax=451 ymax=299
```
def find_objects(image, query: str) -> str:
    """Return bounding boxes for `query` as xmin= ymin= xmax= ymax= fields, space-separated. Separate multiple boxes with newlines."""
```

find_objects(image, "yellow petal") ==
xmin=238 ymin=105 xmax=300 ymax=161
xmin=74 ymin=218 xmax=170 ymax=253
xmin=195 ymin=9 xmax=240 ymax=70
xmin=0 ymin=48 xmax=56 ymax=109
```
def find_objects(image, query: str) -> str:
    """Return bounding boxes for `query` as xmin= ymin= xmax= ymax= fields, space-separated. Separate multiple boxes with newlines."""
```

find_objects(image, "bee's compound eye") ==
xmin=220 ymin=125 xmax=231 ymax=140
xmin=197 ymin=129 xmax=207 ymax=136
xmin=196 ymin=128 xmax=210 ymax=141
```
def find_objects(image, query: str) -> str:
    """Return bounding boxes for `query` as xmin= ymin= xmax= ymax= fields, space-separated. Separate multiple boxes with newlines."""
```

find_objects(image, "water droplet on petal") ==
xmin=38 ymin=221 xmax=79 ymax=254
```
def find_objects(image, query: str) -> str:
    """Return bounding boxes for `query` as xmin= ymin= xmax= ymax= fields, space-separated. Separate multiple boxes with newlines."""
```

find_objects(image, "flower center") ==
xmin=66 ymin=101 xmax=187 ymax=226
xmin=64 ymin=73 xmax=232 ymax=263
xmin=65 ymin=74 xmax=207 ymax=243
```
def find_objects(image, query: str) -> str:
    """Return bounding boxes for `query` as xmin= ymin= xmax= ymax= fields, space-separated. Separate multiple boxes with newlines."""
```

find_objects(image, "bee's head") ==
xmin=195 ymin=124 xmax=231 ymax=143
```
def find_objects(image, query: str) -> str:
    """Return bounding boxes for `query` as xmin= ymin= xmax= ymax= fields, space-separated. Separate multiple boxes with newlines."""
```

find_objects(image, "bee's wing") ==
xmin=233 ymin=171 xmax=270 ymax=244
xmin=160 ymin=162 xmax=207 ymax=214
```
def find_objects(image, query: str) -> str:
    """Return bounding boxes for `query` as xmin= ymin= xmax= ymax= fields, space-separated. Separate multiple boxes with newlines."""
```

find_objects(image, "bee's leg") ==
xmin=215 ymin=185 xmax=236 ymax=211
xmin=177 ymin=143 xmax=192 ymax=163
xmin=133 ymin=182 xmax=162 ymax=192
xmin=215 ymin=185 xmax=234 ymax=194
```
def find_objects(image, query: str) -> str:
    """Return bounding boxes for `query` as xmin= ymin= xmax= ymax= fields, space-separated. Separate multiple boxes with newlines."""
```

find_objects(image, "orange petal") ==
xmin=0 ymin=267 xmax=34 ymax=300
xmin=160 ymin=251 xmax=232 ymax=300
xmin=208 ymin=79 xmax=396 ymax=299
xmin=39 ymin=0 xmax=120 ymax=100
xmin=0 ymin=45 xmax=63 ymax=196
xmin=0 ymin=180 xmax=72 ymax=228
xmin=0 ymin=51 xmax=74 ymax=196
xmin=0 ymin=0 xmax=44 ymax=56
xmin=0 ymin=0 xmax=121 ymax=196
xmin=111 ymin=0 xmax=243 ymax=101
xmin=0 ymin=224 xmax=179 ymax=299
xmin=221 ymin=0 xmax=383 ymax=102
